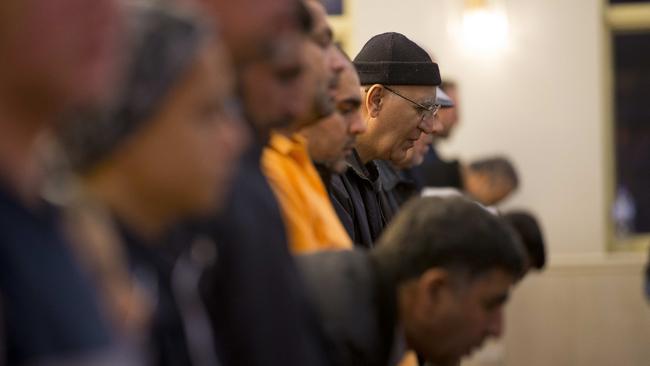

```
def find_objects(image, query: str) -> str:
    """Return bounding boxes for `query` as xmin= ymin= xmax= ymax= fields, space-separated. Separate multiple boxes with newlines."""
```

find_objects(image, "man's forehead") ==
xmin=336 ymin=69 xmax=361 ymax=102
xmin=469 ymin=269 xmax=514 ymax=294
xmin=305 ymin=0 xmax=331 ymax=38
xmin=269 ymin=33 xmax=304 ymax=64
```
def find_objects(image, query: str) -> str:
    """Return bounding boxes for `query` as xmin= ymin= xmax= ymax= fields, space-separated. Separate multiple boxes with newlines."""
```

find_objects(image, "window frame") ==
xmin=605 ymin=1 xmax=650 ymax=252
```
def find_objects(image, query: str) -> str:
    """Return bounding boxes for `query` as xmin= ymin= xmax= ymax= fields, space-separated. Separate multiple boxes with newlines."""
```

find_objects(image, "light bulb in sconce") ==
xmin=461 ymin=0 xmax=509 ymax=53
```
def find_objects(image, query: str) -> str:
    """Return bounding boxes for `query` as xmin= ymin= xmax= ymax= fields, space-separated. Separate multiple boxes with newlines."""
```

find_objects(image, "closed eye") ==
xmin=337 ymin=99 xmax=361 ymax=115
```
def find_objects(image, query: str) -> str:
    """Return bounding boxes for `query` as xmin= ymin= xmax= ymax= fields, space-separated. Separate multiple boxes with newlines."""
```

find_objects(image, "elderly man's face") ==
xmin=302 ymin=63 xmax=365 ymax=173
xmin=200 ymin=0 xmax=301 ymax=66
xmin=403 ymin=269 xmax=515 ymax=366
xmin=0 ymin=0 xmax=122 ymax=110
xmin=359 ymin=84 xmax=442 ymax=164
xmin=396 ymin=131 xmax=433 ymax=169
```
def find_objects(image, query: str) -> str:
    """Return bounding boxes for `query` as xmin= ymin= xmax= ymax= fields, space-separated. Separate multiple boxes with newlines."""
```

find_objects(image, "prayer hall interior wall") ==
xmin=344 ymin=0 xmax=650 ymax=364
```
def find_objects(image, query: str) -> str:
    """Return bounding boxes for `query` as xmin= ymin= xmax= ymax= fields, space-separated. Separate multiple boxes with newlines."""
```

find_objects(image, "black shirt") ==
xmin=0 ymin=184 xmax=112 ymax=364
xmin=330 ymin=150 xmax=400 ymax=248
xmin=200 ymin=142 xmax=330 ymax=366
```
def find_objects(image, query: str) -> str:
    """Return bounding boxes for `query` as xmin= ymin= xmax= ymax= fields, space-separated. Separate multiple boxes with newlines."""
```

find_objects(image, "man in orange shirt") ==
xmin=301 ymin=58 xmax=366 ymax=239
xmin=262 ymin=0 xmax=353 ymax=253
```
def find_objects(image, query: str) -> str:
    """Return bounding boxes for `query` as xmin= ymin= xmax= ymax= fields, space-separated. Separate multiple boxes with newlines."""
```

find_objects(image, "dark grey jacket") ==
xmin=376 ymin=160 xmax=421 ymax=208
xmin=297 ymin=250 xmax=403 ymax=366
xmin=330 ymin=150 xmax=400 ymax=248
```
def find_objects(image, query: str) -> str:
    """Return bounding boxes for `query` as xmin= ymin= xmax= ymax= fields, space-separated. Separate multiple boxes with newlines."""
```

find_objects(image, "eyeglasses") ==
xmin=382 ymin=85 xmax=441 ymax=122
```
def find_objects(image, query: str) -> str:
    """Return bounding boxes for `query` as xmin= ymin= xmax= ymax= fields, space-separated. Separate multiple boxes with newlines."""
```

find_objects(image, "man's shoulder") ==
xmin=298 ymin=250 xmax=370 ymax=280
xmin=297 ymin=250 xmax=375 ymax=316
xmin=296 ymin=250 xmax=387 ymax=366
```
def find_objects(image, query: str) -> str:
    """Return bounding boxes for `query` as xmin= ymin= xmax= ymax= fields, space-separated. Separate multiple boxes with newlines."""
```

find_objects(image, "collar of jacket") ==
xmin=314 ymin=162 xmax=332 ymax=188
xmin=346 ymin=149 xmax=382 ymax=191
xmin=375 ymin=160 xmax=414 ymax=192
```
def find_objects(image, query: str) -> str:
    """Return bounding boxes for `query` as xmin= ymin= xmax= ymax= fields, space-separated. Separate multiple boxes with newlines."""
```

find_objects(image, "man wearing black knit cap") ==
xmin=331 ymin=32 xmax=444 ymax=248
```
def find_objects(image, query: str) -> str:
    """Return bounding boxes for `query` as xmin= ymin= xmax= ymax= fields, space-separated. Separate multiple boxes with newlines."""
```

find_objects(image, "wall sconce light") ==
xmin=461 ymin=0 xmax=509 ymax=52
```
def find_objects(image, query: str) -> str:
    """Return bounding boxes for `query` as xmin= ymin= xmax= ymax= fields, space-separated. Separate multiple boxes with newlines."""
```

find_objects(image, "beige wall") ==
xmin=344 ymin=0 xmax=649 ymax=365
xmin=463 ymin=256 xmax=650 ymax=366
xmin=348 ymin=0 xmax=610 ymax=257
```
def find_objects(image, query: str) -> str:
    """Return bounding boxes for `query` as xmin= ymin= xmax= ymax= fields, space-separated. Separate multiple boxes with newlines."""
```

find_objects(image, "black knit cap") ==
xmin=60 ymin=3 xmax=210 ymax=172
xmin=353 ymin=32 xmax=441 ymax=86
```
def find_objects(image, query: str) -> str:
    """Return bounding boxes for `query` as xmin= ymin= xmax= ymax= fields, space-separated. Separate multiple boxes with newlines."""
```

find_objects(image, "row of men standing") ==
xmin=0 ymin=0 xmax=541 ymax=366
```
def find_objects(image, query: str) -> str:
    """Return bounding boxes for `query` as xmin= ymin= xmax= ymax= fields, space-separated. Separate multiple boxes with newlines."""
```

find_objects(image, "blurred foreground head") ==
xmin=198 ymin=0 xmax=303 ymax=66
xmin=235 ymin=2 xmax=311 ymax=139
xmin=374 ymin=196 xmax=525 ymax=365
xmin=61 ymin=3 xmax=247 ymax=235
xmin=238 ymin=0 xmax=347 ymax=139
xmin=0 ymin=0 xmax=123 ymax=115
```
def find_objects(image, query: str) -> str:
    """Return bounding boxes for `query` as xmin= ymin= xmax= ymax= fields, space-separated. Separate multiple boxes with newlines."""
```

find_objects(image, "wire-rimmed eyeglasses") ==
xmin=382 ymin=85 xmax=441 ymax=122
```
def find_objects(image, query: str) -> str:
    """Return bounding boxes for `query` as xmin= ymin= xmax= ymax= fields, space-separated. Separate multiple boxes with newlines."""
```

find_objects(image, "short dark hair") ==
xmin=468 ymin=156 xmax=519 ymax=189
xmin=372 ymin=196 xmax=526 ymax=283
xmin=297 ymin=1 xmax=314 ymax=34
xmin=503 ymin=210 xmax=546 ymax=270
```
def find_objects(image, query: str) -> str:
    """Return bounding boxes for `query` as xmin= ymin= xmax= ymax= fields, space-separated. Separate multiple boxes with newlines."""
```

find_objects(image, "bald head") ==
xmin=199 ymin=0 xmax=302 ymax=66
xmin=397 ymin=132 xmax=433 ymax=169
xmin=0 ymin=0 xmax=122 ymax=113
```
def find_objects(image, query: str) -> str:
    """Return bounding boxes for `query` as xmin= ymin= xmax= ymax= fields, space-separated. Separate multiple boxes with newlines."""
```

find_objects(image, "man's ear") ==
xmin=418 ymin=268 xmax=452 ymax=306
xmin=365 ymin=84 xmax=385 ymax=118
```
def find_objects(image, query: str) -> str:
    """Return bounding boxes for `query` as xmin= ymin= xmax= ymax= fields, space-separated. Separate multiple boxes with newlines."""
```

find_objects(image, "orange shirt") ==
xmin=397 ymin=351 xmax=419 ymax=366
xmin=262 ymin=132 xmax=353 ymax=253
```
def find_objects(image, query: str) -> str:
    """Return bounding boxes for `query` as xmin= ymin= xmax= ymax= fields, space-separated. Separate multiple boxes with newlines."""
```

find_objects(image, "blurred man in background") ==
xmin=503 ymin=210 xmax=547 ymax=274
xmin=262 ymin=0 xmax=351 ymax=253
xmin=421 ymin=156 xmax=519 ymax=207
xmin=461 ymin=157 xmax=519 ymax=206
xmin=303 ymin=60 xmax=365 ymax=176
xmin=302 ymin=57 xmax=366 ymax=235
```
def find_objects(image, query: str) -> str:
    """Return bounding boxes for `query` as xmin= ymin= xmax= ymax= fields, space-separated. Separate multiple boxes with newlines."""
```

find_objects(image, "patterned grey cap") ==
xmin=60 ymin=2 xmax=211 ymax=172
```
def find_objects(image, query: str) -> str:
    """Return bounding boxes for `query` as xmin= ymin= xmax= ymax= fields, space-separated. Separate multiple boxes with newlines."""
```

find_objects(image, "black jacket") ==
xmin=297 ymin=250 xmax=402 ymax=366
xmin=409 ymin=146 xmax=463 ymax=190
xmin=330 ymin=150 xmax=400 ymax=248
xmin=199 ymin=142 xmax=330 ymax=366
xmin=0 ymin=185 xmax=113 ymax=365
xmin=376 ymin=160 xmax=421 ymax=208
